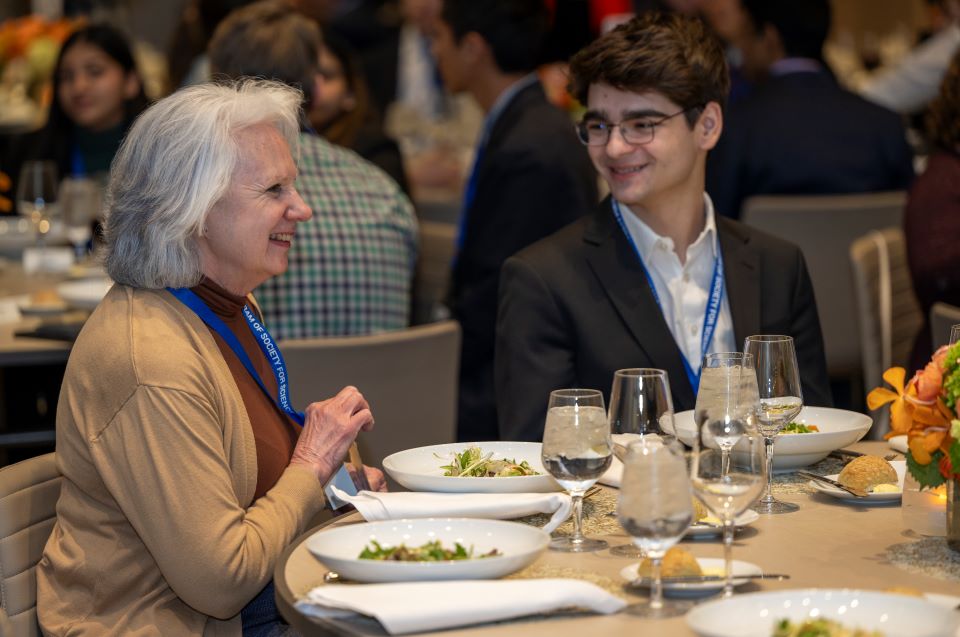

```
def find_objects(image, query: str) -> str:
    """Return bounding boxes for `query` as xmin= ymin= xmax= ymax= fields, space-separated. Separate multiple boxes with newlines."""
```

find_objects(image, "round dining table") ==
xmin=274 ymin=440 xmax=960 ymax=636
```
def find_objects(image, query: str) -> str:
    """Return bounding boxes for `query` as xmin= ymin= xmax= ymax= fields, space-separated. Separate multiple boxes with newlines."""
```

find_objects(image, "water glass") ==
xmin=743 ymin=335 xmax=803 ymax=514
xmin=60 ymin=177 xmax=102 ymax=261
xmin=949 ymin=324 xmax=960 ymax=346
xmin=16 ymin=160 xmax=59 ymax=244
xmin=618 ymin=439 xmax=693 ymax=617
xmin=542 ymin=388 xmax=612 ymax=552
xmin=691 ymin=360 xmax=766 ymax=597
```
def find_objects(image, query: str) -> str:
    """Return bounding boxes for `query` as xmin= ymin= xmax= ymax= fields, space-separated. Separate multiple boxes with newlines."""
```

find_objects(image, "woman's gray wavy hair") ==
xmin=104 ymin=79 xmax=302 ymax=289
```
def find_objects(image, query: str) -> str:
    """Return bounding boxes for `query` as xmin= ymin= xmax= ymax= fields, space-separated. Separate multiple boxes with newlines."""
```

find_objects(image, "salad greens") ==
xmin=780 ymin=422 xmax=819 ymax=434
xmin=358 ymin=539 xmax=500 ymax=561
xmin=439 ymin=446 xmax=540 ymax=477
xmin=773 ymin=618 xmax=882 ymax=637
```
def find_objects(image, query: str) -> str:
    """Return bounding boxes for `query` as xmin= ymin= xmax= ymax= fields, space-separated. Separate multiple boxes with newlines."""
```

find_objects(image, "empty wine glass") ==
xmin=16 ymin=160 xmax=59 ymax=245
xmin=691 ymin=361 xmax=766 ymax=597
xmin=949 ymin=324 xmax=960 ymax=346
xmin=744 ymin=335 xmax=803 ymax=514
xmin=697 ymin=353 xmax=752 ymax=476
xmin=60 ymin=177 xmax=101 ymax=261
xmin=618 ymin=439 xmax=694 ymax=617
xmin=608 ymin=368 xmax=677 ymax=557
xmin=541 ymin=388 xmax=612 ymax=552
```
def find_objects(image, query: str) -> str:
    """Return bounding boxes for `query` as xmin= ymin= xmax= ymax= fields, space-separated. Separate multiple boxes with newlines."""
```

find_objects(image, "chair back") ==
xmin=930 ymin=301 xmax=960 ymax=350
xmin=0 ymin=453 xmax=60 ymax=637
xmin=279 ymin=321 xmax=461 ymax=478
xmin=742 ymin=191 xmax=907 ymax=382
xmin=850 ymin=228 xmax=922 ymax=438
xmin=410 ymin=221 xmax=457 ymax=325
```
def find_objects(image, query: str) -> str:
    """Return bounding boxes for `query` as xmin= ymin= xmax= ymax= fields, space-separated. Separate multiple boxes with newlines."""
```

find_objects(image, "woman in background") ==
xmin=1 ymin=23 xmax=148 ymax=214
xmin=309 ymin=30 xmax=410 ymax=193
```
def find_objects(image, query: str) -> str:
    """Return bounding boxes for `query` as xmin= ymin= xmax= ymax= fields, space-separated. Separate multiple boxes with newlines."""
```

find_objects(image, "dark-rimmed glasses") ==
xmin=575 ymin=107 xmax=696 ymax=146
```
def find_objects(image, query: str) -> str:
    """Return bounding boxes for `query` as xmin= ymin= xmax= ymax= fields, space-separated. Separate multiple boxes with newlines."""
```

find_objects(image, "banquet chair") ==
xmin=930 ymin=301 xmax=960 ymax=350
xmin=0 ymin=452 xmax=61 ymax=637
xmin=742 ymin=191 xmax=907 ymax=400
xmin=410 ymin=221 xmax=457 ymax=325
xmin=850 ymin=228 xmax=922 ymax=438
xmin=279 ymin=321 xmax=461 ymax=480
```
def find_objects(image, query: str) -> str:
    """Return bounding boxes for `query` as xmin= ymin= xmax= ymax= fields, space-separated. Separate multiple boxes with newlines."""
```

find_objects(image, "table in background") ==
xmin=275 ymin=441 xmax=960 ymax=637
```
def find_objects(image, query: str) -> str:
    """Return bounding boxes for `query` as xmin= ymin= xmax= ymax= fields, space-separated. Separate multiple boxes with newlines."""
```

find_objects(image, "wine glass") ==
xmin=949 ymin=324 xmax=960 ymax=346
xmin=60 ymin=177 xmax=101 ymax=262
xmin=696 ymin=353 xmax=753 ymax=476
xmin=541 ymin=388 xmax=612 ymax=552
xmin=743 ymin=335 xmax=803 ymax=514
xmin=690 ymin=360 xmax=766 ymax=597
xmin=16 ymin=161 xmax=59 ymax=245
xmin=618 ymin=439 xmax=694 ymax=617
xmin=607 ymin=368 xmax=677 ymax=557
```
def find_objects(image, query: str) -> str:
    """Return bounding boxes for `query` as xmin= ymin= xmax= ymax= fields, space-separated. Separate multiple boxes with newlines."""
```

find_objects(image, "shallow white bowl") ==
xmin=686 ymin=588 xmax=960 ymax=637
xmin=382 ymin=441 xmax=561 ymax=493
xmin=675 ymin=407 xmax=872 ymax=472
xmin=305 ymin=518 xmax=549 ymax=582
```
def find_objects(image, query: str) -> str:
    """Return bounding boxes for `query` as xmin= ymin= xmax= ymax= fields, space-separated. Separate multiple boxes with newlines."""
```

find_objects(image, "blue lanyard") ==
xmin=167 ymin=287 xmax=358 ymax=506
xmin=167 ymin=287 xmax=303 ymax=424
xmin=611 ymin=199 xmax=725 ymax=394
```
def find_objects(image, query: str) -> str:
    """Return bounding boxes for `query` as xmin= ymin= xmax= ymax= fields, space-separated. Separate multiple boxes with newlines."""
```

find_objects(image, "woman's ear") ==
xmin=124 ymin=72 xmax=141 ymax=100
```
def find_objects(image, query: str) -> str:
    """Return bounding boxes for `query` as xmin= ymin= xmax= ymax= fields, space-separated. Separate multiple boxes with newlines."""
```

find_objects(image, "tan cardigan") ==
xmin=38 ymin=285 xmax=326 ymax=636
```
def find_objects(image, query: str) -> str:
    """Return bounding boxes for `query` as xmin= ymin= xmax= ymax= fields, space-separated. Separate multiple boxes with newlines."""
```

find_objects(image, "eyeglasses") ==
xmin=575 ymin=107 xmax=698 ymax=146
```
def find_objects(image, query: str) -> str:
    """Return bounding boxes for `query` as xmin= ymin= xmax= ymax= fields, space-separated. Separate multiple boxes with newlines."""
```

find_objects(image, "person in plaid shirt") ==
xmin=210 ymin=1 xmax=418 ymax=339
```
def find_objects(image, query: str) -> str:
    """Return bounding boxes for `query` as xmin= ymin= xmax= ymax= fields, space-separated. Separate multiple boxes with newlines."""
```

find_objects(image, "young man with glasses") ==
xmin=495 ymin=12 xmax=832 ymax=442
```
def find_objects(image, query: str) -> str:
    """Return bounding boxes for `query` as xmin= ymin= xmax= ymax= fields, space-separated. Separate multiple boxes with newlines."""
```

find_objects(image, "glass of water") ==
xmin=618 ymin=439 xmax=693 ymax=617
xmin=542 ymin=388 xmax=612 ymax=552
xmin=691 ymin=360 xmax=766 ymax=597
xmin=16 ymin=160 xmax=59 ymax=245
xmin=743 ymin=335 xmax=803 ymax=514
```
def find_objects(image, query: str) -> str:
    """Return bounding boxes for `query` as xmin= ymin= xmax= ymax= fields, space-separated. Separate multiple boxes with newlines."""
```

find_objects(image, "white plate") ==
xmin=809 ymin=461 xmax=905 ymax=504
xmin=382 ymin=442 xmax=561 ymax=493
xmin=675 ymin=407 xmax=873 ymax=473
xmin=620 ymin=558 xmax=761 ymax=596
xmin=889 ymin=434 xmax=908 ymax=454
xmin=685 ymin=510 xmax=761 ymax=538
xmin=56 ymin=278 xmax=112 ymax=310
xmin=305 ymin=518 xmax=549 ymax=583
xmin=686 ymin=588 xmax=960 ymax=637
xmin=17 ymin=301 xmax=69 ymax=316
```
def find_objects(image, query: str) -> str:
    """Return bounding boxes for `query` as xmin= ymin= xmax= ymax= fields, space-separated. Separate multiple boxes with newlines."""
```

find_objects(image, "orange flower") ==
xmin=867 ymin=367 xmax=913 ymax=436
xmin=868 ymin=367 xmax=953 ymax=465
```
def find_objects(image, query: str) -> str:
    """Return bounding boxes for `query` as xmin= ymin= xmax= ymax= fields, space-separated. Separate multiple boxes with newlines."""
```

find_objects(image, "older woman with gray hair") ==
xmin=37 ymin=79 xmax=385 ymax=637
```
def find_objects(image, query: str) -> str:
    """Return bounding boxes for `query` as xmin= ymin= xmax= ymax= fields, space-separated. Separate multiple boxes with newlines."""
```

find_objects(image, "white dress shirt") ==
xmin=397 ymin=24 xmax=443 ymax=119
xmin=617 ymin=194 xmax=737 ymax=376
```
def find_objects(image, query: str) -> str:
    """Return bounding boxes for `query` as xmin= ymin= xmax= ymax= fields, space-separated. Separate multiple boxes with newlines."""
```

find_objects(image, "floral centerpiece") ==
xmin=869 ymin=342 xmax=960 ymax=489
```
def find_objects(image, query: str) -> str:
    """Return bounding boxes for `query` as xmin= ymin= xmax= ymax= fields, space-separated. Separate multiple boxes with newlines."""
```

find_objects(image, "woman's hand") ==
xmin=347 ymin=463 xmax=389 ymax=492
xmin=289 ymin=386 xmax=374 ymax=483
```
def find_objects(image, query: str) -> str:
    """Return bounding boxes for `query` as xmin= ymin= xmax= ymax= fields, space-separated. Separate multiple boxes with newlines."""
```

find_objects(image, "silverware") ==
xmin=797 ymin=470 xmax=869 ymax=497
xmin=583 ymin=485 xmax=602 ymax=500
xmin=630 ymin=573 xmax=790 ymax=585
xmin=828 ymin=449 xmax=899 ymax=462
xmin=323 ymin=571 xmax=341 ymax=583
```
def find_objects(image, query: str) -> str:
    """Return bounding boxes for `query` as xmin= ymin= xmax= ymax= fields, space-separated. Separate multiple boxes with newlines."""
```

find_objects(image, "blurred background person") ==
xmin=905 ymin=47 xmax=960 ymax=370
xmin=432 ymin=0 xmax=597 ymax=442
xmin=210 ymin=1 xmax=417 ymax=339
xmin=2 ymin=23 xmax=148 ymax=215
xmin=309 ymin=28 xmax=410 ymax=193
xmin=706 ymin=0 xmax=915 ymax=220
xmin=165 ymin=0 xmax=251 ymax=89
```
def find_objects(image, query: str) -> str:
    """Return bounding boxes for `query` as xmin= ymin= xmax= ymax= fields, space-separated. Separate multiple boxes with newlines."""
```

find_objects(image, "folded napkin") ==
xmin=331 ymin=487 xmax=572 ymax=533
xmin=296 ymin=579 xmax=626 ymax=634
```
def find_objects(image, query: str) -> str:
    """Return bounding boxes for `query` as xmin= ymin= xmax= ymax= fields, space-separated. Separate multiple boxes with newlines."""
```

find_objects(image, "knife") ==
xmin=630 ymin=573 xmax=790 ymax=584
xmin=797 ymin=470 xmax=869 ymax=497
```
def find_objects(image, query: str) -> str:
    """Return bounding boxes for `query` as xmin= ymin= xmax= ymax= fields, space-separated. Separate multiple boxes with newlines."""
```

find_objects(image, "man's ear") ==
xmin=461 ymin=31 xmax=489 ymax=66
xmin=698 ymin=101 xmax=723 ymax=150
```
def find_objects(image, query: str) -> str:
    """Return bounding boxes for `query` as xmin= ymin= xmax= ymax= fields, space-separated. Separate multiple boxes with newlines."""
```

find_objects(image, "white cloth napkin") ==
xmin=331 ymin=487 xmax=573 ymax=533
xmin=598 ymin=433 xmax=645 ymax=488
xmin=295 ymin=579 xmax=626 ymax=634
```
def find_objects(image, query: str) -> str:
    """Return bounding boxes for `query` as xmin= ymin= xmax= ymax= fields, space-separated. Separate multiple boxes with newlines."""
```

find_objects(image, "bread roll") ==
xmin=638 ymin=546 xmax=702 ymax=578
xmin=837 ymin=455 xmax=897 ymax=491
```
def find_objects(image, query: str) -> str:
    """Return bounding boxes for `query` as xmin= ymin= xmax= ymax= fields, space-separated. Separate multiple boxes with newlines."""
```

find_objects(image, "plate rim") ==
xmin=620 ymin=557 xmax=761 ymax=591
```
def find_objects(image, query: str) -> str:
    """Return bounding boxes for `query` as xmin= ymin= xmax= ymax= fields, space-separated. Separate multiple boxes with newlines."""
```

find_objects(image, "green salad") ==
xmin=439 ymin=446 xmax=540 ymax=477
xmin=780 ymin=422 xmax=819 ymax=434
xmin=358 ymin=540 xmax=500 ymax=561
xmin=773 ymin=618 xmax=882 ymax=637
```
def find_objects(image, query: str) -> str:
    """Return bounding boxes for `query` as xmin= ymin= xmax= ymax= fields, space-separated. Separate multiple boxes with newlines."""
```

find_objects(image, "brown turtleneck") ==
xmin=192 ymin=278 xmax=300 ymax=500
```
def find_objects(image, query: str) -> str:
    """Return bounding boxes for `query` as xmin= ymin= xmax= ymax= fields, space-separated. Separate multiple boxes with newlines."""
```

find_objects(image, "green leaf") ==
xmin=907 ymin=450 xmax=947 ymax=489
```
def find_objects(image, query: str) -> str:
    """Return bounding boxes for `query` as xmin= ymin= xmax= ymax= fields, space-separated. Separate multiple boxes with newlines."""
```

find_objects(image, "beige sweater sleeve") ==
xmin=88 ymin=384 xmax=325 ymax=619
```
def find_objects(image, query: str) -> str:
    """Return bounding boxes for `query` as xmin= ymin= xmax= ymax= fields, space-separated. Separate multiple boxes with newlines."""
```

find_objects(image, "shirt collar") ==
xmin=478 ymin=73 xmax=540 ymax=147
xmin=617 ymin=193 xmax=719 ymax=265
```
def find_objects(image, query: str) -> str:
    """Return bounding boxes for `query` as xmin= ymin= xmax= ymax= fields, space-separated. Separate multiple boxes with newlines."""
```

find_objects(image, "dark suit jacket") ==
xmin=706 ymin=69 xmax=915 ymax=219
xmin=450 ymin=81 xmax=597 ymax=441
xmin=495 ymin=197 xmax=833 ymax=442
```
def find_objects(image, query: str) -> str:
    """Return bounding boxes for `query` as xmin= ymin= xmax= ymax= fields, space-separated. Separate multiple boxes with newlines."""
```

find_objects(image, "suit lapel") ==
xmin=718 ymin=217 xmax=761 ymax=345
xmin=583 ymin=199 xmax=696 ymax=407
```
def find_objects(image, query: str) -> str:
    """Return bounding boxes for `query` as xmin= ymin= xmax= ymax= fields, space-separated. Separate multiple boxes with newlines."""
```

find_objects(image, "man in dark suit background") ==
xmin=706 ymin=0 xmax=915 ymax=219
xmin=431 ymin=0 xmax=598 ymax=442
xmin=495 ymin=12 xmax=832 ymax=442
